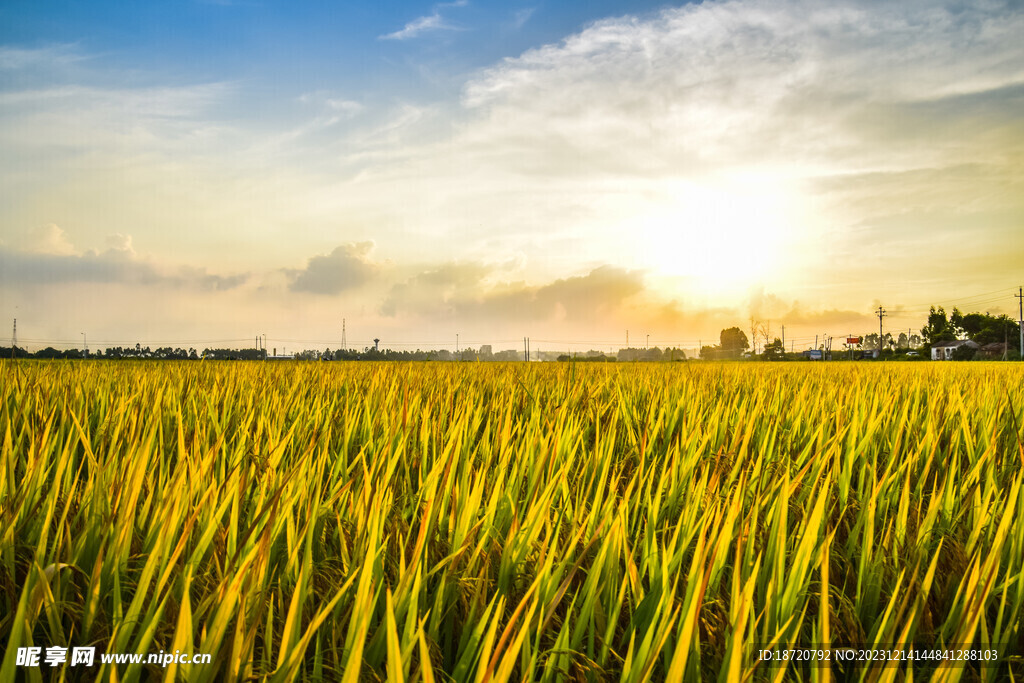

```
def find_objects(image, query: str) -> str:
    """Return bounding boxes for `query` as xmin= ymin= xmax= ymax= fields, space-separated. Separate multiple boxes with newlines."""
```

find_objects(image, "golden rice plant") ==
xmin=1 ymin=359 xmax=1022 ymax=681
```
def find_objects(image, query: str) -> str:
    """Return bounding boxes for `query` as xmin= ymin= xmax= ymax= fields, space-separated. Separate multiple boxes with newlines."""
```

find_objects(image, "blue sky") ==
xmin=1 ymin=2 xmax=676 ymax=99
xmin=1 ymin=0 xmax=1023 ymax=352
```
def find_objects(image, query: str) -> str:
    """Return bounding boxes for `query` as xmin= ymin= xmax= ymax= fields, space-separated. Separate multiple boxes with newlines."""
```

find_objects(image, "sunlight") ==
xmin=636 ymin=178 xmax=794 ymax=299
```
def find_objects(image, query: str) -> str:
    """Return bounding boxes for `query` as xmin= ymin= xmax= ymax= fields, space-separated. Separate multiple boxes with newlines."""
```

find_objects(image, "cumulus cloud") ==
xmin=288 ymin=242 xmax=380 ymax=294
xmin=513 ymin=265 xmax=645 ymax=321
xmin=26 ymin=224 xmax=76 ymax=255
xmin=382 ymin=263 xmax=646 ymax=321
xmin=380 ymin=261 xmax=493 ymax=316
xmin=0 ymin=227 xmax=248 ymax=290
xmin=744 ymin=286 xmax=876 ymax=335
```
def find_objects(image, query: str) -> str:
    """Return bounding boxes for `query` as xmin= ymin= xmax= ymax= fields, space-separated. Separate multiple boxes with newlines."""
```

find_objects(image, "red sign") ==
xmin=847 ymin=337 xmax=862 ymax=344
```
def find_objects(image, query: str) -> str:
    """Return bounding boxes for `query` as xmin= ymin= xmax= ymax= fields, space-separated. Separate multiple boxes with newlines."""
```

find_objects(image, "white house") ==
xmin=930 ymin=340 xmax=979 ymax=360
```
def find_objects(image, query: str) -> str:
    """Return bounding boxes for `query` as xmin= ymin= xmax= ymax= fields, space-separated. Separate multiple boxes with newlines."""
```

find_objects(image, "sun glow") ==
xmin=636 ymin=179 xmax=796 ymax=299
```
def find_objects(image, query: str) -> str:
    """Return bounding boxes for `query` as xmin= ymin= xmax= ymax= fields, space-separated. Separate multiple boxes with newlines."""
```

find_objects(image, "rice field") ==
xmin=2 ymin=359 xmax=1023 ymax=682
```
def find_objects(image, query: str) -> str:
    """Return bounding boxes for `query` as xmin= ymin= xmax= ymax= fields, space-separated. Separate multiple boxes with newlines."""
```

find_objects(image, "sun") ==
xmin=635 ymin=178 xmax=795 ymax=299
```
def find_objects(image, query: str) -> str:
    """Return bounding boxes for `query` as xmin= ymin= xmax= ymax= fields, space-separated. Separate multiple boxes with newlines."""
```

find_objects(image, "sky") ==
xmin=1 ymin=0 xmax=1022 ymax=354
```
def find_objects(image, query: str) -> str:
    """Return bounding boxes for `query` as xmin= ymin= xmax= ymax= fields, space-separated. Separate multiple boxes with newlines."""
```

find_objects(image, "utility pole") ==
xmin=341 ymin=319 xmax=347 ymax=351
xmin=456 ymin=333 xmax=459 ymax=354
xmin=524 ymin=337 xmax=528 ymax=362
xmin=81 ymin=332 xmax=87 ymax=357
xmin=626 ymin=330 xmax=629 ymax=349
xmin=876 ymin=306 xmax=886 ymax=359
xmin=646 ymin=334 xmax=649 ymax=350
xmin=1017 ymin=287 xmax=1023 ymax=360
xmin=11 ymin=318 xmax=16 ymax=360
xmin=781 ymin=325 xmax=785 ymax=350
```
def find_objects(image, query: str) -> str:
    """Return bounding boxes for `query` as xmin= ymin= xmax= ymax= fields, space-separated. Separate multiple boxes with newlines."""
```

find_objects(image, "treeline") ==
xmin=921 ymin=307 xmax=1018 ymax=346
xmin=2 ymin=346 xmax=258 ymax=361
xmin=557 ymin=353 xmax=616 ymax=362
xmin=0 ymin=346 xmax=528 ymax=362
xmin=1 ymin=345 xmax=689 ymax=363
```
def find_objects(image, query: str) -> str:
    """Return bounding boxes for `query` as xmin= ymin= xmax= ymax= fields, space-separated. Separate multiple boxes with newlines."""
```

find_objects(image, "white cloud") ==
xmin=379 ymin=1 xmax=468 ymax=40
xmin=287 ymin=242 xmax=382 ymax=295
xmin=0 ymin=44 xmax=87 ymax=71
xmin=381 ymin=13 xmax=448 ymax=41
xmin=461 ymin=0 xmax=1024 ymax=177
xmin=0 ymin=227 xmax=247 ymax=290
xmin=27 ymin=224 xmax=76 ymax=256
xmin=511 ymin=8 xmax=534 ymax=30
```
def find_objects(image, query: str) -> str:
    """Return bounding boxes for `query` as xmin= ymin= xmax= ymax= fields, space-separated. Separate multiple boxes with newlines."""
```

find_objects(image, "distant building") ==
xmin=979 ymin=342 xmax=1008 ymax=359
xmin=930 ymin=340 xmax=979 ymax=360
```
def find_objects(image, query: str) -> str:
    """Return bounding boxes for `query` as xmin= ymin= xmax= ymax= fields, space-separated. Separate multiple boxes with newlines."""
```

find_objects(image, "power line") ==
xmin=900 ymin=286 xmax=1015 ymax=310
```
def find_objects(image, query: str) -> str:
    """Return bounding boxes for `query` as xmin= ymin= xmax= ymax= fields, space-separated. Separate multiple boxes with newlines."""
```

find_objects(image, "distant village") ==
xmin=4 ymin=304 xmax=1020 ymax=363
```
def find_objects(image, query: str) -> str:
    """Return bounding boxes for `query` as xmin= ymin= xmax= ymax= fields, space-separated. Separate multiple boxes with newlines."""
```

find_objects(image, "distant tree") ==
xmin=699 ymin=344 xmax=721 ymax=360
xmin=749 ymin=319 xmax=768 ymax=355
xmin=665 ymin=347 xmax=686 ymax=361
xmin=922 ymin=306 xmax=956 ymax=346
xmin=897 ymin=332 xmax=909 ymax=349
xmin=720 ymin=327 xmax=750 ymax=357
xmin=921 ymin=306 xmax=1016 ymax=346
xmin=953 ymin=311 xmax=1017 ymax=345
xmin=979 ymin=315 xmax=1019 ymax=345
xmin=950 ymin=308 xmax=978 ymax=339
xmin=1 ymin=346 xmax=30 ymax=359
xmin=762 ymin=338 xmax=786 ymax=361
